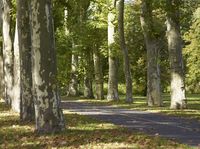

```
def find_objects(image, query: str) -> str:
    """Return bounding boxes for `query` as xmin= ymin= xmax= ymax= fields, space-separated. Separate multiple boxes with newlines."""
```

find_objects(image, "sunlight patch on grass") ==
xmin=0 ymin=101 xmax=191 ymax=148
xmin=66 ymin=94 xmax=200 ymax=121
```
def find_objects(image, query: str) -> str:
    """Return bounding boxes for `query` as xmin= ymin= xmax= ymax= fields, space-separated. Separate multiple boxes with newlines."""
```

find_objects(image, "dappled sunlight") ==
xmin=69 ymin=123 xmax=118 ymax=131
xmin=64 ymin=94 xmax=200 ymax=121
xmin=0 ymin=101 xmax=189 ymax=148
xmin=78 ymin=142 xmax=138 ymax=149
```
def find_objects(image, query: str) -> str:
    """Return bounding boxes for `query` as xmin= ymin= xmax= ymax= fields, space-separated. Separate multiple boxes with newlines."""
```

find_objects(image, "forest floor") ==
xmin=62 ymin=99 xmax=200 ymax=147
xmin=0 ymin=99 xmax=192 ymax=149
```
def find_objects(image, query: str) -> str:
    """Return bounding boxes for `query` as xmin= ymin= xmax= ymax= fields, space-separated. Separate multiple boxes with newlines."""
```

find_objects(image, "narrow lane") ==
xmin=62 ymin=100 xmax=200 ymax=147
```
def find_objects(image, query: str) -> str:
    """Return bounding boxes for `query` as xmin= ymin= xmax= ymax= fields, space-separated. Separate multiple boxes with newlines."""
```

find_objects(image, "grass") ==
xmin=0 ymin=100 xmax=191 ymax=149
xmin=63 ymin=94 xmax=200 ymax=121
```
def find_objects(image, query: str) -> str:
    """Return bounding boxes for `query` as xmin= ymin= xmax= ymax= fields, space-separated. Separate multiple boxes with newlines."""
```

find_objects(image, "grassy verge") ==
xmin=63 ymin=94 xmax=200 ymax=121
xmin=0 ymin=101 xmax=190 ymax=149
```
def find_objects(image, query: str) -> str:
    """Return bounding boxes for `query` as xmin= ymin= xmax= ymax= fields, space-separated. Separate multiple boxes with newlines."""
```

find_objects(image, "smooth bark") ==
xmin=107 ymin=0 xmax=119 ymax=101
xmin=2 ymin=0 xmax=13 ymax=105
xmin=93 ymin=45 xmax=104 ymax=100
xmin=0 ymin=0 xmax=4 ymax=100
xmin=68 ymin=53 xmax=79 ymax=96
xmin=17 ymin=0 xmax=35 ymax=121
xmin=12 ymin=21 xmax=20 ymax=112
xmin=30 ymin=0 xmax=65 ymax=133
xmin=117 ymin=0 xmax=133 ymax=103
xmin=140 ymin=0 xmax=162 ymax=106
xmin=166 ymin=0 xmax=186 ymax=109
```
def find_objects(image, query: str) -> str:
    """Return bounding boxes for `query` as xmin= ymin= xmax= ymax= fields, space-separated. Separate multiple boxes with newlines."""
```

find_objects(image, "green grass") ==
xmin=0 ymin=101 xmax=191 ymax=149
xmin=63 ymin=94 xmax=200 ymax=121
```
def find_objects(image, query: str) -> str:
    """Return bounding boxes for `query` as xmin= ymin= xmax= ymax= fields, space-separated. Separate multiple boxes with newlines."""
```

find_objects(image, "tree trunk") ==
xmin=84 ymin=76 xmax=94 ymax=98
xmin=117 ymin=0 xmax=133 ymax=103
xmin=166 ymin=0 xmax=186 ymax=109
xmin=0 ymin=1 xmax=5 ymax=100
xmin=107 ymin=0 xmax=119 ymax=101
xmin=29 ymin=0 xmax=65 ymax=133
xmin=93 ymin=45 xmax=104 ymax=100
xmin=12 ymin=21 xmax=20 ymax=112
xmin=0 ymin=47 xmax=4 ymax=100
xmin=17 ymin=0 xmax=35 ymax=122
xmin=140 ymin=0 xmax=162 ymax=106
xmin=84 ymin=51 xmax=94 ymax=99
xmin=2 ymin=0 xmax=13 ymax=105
xmin=68 ymin=53 xmax=79 ymax=96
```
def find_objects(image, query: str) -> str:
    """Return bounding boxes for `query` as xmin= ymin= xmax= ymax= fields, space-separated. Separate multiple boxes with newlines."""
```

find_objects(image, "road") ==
xmin=62 ymin=100 xmax=200 ymax=147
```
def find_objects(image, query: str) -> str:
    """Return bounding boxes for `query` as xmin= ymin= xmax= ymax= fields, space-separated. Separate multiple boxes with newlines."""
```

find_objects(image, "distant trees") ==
xmin=184 ymin=7 xmax=200 ymax=94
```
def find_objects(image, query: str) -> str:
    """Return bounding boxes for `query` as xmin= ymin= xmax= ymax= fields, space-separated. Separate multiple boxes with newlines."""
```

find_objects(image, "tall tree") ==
xmin=166 ymin=0 xmax=186 ymax=109
xmin=68 ymin=52 xmax=79 ymax=96
xmin=0 ymin=0 xmax=5 ymax=100
xmin=17 ymin=0 xmax=34 ymax=121
xmin=93 ymin=44 xmax=104 ymax=100
xmin=12 ymin=21 xmax=20 ymax=112
xmin=117 ymin=0 xmax=133 ymax=103
xmin=66 ymin=0 xmax=90 ymax=97
xmin=83 ymin=50 xmax=94 ymax=99
xmin=140 ymin=0 xmax=162 ymax=106
xmin=29 ymin=0 xmax=65 ymax=133
xmin=2 ymin=0 xmax=13 ymax=105
xmin=107 ymin=0 xmax=119 ymax=101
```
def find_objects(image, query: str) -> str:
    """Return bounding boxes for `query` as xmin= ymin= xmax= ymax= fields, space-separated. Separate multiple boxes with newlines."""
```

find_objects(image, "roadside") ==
xmin=62 ymin=94 xmax=200 ymax=121
xmin=62 ymin=100 xmax=200 ymax=147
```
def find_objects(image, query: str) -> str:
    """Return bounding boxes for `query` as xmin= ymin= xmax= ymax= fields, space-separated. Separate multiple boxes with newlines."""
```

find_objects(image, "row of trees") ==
xmin=0 ymin=0 xmax=199 ymax=133
xmin=0 ymin=0 xmax=65 ymax=133
xmin=55 ymin=0 xmax=199 ymax=109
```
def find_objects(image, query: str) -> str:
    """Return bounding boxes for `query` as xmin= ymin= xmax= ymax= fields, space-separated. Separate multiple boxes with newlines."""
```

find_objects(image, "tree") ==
xmin=83 ymin=50 xmax=94 ymax=98
xmin=166 ymin=0 xmax=186 ymax=109
xmin=17 ymin=0 xmax=34 ymax=121
xmin=12 ymin=21 xmax=20 ymax=112
xmin=183 ymin=7 xmax=200 ymax=93
xmin=117 ymin=0 xmax=133 ymax=103
xmin=0 ymin=0 xmax=5 ymax=100
xmin=107 ymin=0 xmax=119 ymax=101
xmin=68 ymin=52 xmax=79 ymax=96
xmin=93 ymin=43 xmax=104 ymax=100
xmin=140 ymin=0 xmax=162 ymax=106
xmin=2 ymin=0 xmax=13 ymax=105
xmin=29 ymin=0 xmax=65 ymax=133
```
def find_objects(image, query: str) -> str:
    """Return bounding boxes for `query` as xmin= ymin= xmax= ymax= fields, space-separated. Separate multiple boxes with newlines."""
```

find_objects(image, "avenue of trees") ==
xmin=0 ymin=0 xmax=199 ymax=133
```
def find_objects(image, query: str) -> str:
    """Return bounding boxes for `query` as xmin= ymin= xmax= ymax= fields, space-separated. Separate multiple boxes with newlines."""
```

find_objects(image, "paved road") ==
xmin=61 ymin=100 xmax=200 ymax=147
